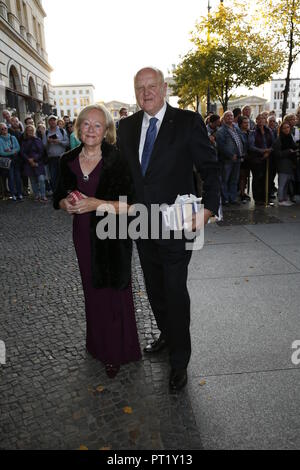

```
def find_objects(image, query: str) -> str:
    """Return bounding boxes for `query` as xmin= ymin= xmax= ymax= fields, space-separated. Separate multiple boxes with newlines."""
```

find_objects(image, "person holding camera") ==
xmin=273 ymin=122 xmax=299 ymax=207
xmin=0 ymin=122 xmax=22 ymax=201
xmin=42 ymin=115 xmax=69 ymax=191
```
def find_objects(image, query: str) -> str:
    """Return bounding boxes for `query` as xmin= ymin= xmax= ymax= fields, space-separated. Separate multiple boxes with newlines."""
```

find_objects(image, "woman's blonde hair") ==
xmin=24 ymin=124 xmax=36 ymax=136
xmin=283 ymin=113 xmax=297 ymax=124
xmin=75 ymin=104 xmax=116 ymax=145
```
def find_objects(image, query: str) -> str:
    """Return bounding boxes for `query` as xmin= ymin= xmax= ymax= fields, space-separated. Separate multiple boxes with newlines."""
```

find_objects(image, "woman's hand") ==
xmin=71 ymin=198 xmax=104 ymax=215
xmin=59 ymin=198 xmax=76 ymax=215
xmin=71 ymin=198 xmax=131 ymax=215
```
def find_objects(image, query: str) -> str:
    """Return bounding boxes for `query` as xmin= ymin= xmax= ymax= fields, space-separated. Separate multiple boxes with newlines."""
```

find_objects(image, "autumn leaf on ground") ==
xmin=129 ymin=429 xmax=140 ymax=443
xmin=96 ymin=386 xmax=105 ymax=393
xmin=78 ymin=445 xmax=88 ymax=450
xmin=100 ymin=446 xmax=112 ymax=451
xmin=123 ymin=406 xmax=133 ymax=414
xmin=199 ymin=380 xmax=206 ymax=387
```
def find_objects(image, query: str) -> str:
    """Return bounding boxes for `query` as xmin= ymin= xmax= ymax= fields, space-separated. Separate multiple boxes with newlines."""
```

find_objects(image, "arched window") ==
xmin=28 ymin=77 xmax=37 ymax=98
xmin=9 ymin=66 xmax=22 ymax=92
xmin=43 ymin=85 xmax=49 ymax=103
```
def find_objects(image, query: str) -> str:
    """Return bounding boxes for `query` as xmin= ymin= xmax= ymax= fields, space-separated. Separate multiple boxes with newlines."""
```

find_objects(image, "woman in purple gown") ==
xmin=53 ymin=104 xmax=141 ymax=378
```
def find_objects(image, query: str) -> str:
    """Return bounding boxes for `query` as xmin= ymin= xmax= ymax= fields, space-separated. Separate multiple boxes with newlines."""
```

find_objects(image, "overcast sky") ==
xmin=43 ymin=0 xmax=300 ymax=104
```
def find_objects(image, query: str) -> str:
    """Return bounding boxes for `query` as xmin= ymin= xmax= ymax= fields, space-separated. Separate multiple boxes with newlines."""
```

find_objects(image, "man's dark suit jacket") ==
xmin=118 ymin=103 xmax=220 ymax=215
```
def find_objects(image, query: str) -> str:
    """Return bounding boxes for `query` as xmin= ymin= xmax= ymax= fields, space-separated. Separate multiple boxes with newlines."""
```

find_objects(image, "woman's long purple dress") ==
xmin=69 ymin=157 xmax=141 ymax=365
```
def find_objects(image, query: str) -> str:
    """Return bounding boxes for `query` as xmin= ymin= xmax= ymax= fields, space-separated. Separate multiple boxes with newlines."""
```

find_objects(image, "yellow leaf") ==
xmin=96 ymin=386 xmax=105 ymax=393
xmin=129 ymin=429 xmax=140 ymax=442
xmin=123 ymin=406 xmax=133 ymax=414
xmin=199 ymin=380 xmax=206 ymax=386
xmin=100 ymin=446 xmax=112 ymax=451
xmin=78 ymin=445 xmax=88 ymax=451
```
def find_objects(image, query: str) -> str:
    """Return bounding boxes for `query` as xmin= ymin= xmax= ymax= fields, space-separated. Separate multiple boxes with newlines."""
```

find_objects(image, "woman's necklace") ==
xmin=81 ymin=147 xmax=102 ymax=183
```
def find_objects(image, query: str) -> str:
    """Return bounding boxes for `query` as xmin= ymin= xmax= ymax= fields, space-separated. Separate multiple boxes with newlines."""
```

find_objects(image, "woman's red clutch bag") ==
xmin=67 ymin=191 xmax=86 ymax=206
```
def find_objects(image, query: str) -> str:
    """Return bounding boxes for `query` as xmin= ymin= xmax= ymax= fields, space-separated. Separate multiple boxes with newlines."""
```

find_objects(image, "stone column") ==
xmin=7 ymin=11 xmax=20 ymax=32
xmin=19 ymin=0 xmax=27 ymax=39
xmin=23 ymin=1 xmax=36 ymax=48
xmin=9 ymin=0 xmax=17 ymax=17
xmin=0 ymin=1 xmax=8 ymax=21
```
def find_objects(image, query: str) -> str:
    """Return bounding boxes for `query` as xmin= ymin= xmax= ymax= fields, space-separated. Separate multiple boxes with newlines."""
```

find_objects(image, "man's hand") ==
xmin=191 ymin=208 xmax=213 ymax=231
xmin=262 ymin=149 xmax=272 ymax=160
xmin=203 ymin=209 xmax=213 ymax=225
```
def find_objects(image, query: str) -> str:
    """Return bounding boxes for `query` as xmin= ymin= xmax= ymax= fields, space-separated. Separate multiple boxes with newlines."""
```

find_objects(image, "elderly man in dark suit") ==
xmin=118 ymin=67 xmax=220 ymax=392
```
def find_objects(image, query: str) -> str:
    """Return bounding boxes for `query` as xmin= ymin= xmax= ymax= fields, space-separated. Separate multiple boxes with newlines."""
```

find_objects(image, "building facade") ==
xmin=227 ymin=95 xmax=268 ymax=118
xmin=0 ymin=0 xmax=53 ymax=123
xmin=270 ymin=78 xmax=300 ymax=119
xmin=53 ymin=84 xmax=95 ymax=120
xmin=102 ymin=100 xmax=136 ymax=121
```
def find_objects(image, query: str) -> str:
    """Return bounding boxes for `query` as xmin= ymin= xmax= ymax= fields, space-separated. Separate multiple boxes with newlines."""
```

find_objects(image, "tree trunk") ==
xmin=223 ymin=79 xmax=229 ymax=112
xmin=282 ymin=5 xmax=295 ymax=118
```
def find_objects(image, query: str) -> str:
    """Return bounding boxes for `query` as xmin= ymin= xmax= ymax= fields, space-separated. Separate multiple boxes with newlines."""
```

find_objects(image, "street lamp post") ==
xmin=207 ymin=1 xmax=224 ymax=115
xmin=207 ymin=0 xmax=211 ymax=115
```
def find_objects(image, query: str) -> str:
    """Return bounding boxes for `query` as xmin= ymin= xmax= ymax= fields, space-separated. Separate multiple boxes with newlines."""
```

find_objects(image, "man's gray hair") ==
xmin=134 ymin=67 xmax=165 ymax=84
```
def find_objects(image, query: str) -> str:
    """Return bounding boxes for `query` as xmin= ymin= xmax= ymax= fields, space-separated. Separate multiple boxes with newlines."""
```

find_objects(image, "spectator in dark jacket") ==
xmin=273 ymin=122 xmax=298 ymax=206
xmin=233 ymin=108 xmax=242 ymax=126
xmin=242 ymin=106 xmax=256 ymax=130
xmin=207 ymin=114 xmax=221 ymax=147
xmin=237 ymin=116 xmax=251 ymax=203
xmin=216 ymin=111 xmax=245 ymax=205
xmin=21 ymin=125 xmax=47 ymax=202
xmin=249 ymin=114 xmax=273 ymax=205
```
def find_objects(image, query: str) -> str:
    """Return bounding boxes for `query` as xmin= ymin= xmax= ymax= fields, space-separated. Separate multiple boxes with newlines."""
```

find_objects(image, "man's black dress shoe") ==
xmin=143 ymin=335 xmax=167 ymax=354
xmin=169 ymin=369 xmax=188 ymax=392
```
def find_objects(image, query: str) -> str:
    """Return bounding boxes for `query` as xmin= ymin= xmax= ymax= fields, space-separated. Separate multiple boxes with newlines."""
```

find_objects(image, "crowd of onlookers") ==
xmin=0 ymin=111 xmax=80 ymax=202
xmin=1 ymin=104 xmax=300 ymax=209
xmin=206 ymin=105 xmax=300 ymax=208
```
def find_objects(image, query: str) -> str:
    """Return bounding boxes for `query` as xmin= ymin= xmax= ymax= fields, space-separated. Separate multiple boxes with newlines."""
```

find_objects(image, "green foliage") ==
xmin=255 ymin=0 xmax=300 ymax=117
xmin=172 ymin=1 xmax=284 ymax=111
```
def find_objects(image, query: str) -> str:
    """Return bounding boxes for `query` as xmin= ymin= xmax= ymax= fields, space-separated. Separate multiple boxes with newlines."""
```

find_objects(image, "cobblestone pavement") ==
xmin=0 ymin=199 xmax=201 ymax=450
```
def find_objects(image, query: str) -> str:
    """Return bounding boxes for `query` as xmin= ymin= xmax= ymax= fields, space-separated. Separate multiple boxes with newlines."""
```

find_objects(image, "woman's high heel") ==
xmin=105 ymin=364 xmax=120 ymax=379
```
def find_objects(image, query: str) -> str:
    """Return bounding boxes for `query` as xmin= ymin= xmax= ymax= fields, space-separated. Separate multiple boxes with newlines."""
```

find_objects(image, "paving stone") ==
xmin=0 ymin=199 xmax=201 ymax=450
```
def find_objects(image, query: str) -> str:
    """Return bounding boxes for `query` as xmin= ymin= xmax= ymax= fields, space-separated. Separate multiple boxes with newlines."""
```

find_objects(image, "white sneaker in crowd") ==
xmin=278 ymin=200 xmax=294 ymax=207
